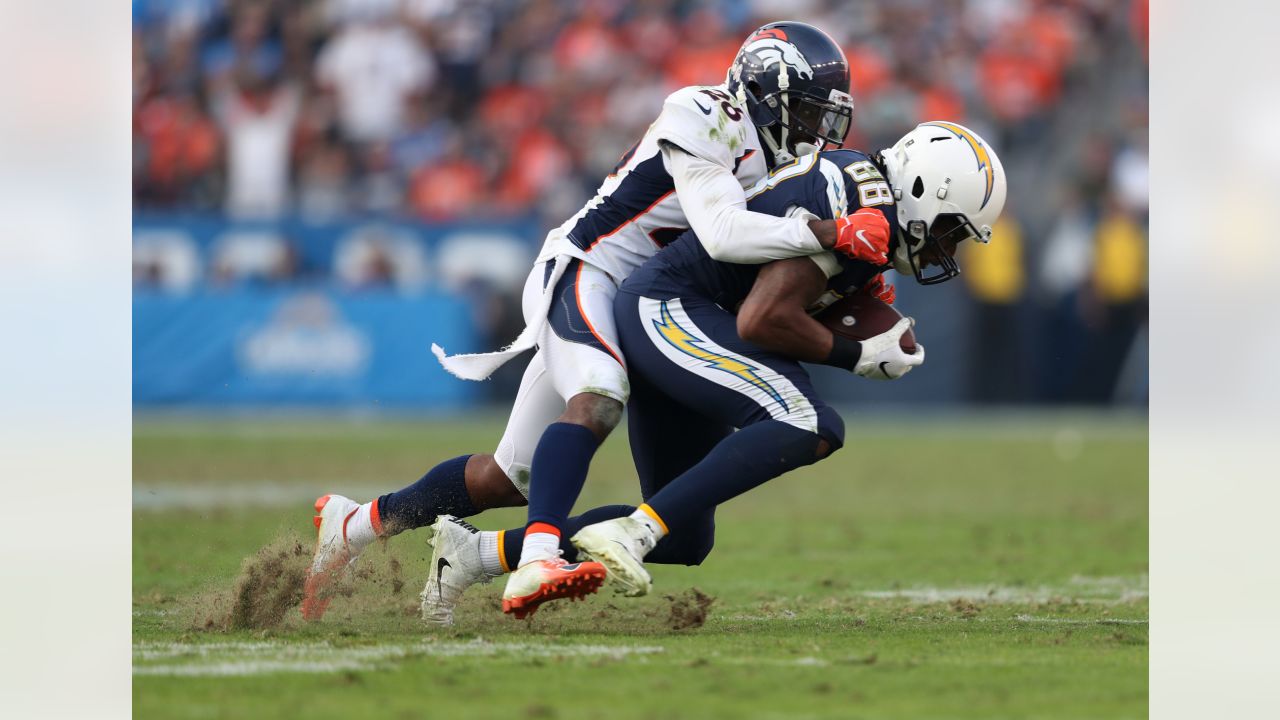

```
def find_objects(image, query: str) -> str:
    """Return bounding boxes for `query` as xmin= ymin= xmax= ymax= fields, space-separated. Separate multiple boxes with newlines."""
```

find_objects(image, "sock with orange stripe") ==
xmin=519 ymin=523 xmax=561 ymax=567
xmin=478 ymin=531 xmax=505 ymax=576
xmin=629 ymin=504 xmax=668 ymax=541
xmin=501 ymin=505 xmax=635 ymax=568
xmin=522 ymin=422 xmax=602 ymax=560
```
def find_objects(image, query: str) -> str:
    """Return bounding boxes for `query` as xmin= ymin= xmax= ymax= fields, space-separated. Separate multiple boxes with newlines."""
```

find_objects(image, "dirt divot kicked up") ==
xmin=665 ymin=588 xmax=715 ymax=630
xmin=195 ymin=532 xmax=310 ymax=631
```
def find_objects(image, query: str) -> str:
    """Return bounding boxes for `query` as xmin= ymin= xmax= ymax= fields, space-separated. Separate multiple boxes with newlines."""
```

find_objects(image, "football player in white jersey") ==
xmin=303 ymin=21 xmax=898 ymax=623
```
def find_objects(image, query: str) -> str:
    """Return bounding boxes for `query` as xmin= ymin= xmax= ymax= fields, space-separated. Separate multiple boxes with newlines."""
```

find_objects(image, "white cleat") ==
xmin=420 ymin=515 xmax=498 ymax=626
xmin=302 ymin=494 xmax=362 ymax=620
xmin=570 ymin=517 xmax=656 ymax=597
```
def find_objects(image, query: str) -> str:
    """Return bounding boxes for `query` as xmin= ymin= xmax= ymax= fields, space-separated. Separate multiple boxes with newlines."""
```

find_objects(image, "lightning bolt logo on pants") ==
xmin=652 ymin=301 xmax=788 ymax=413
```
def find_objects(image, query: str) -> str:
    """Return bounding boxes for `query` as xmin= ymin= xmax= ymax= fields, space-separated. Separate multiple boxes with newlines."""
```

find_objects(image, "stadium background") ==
xmin=132 ymin=0 xmax=1149 ymax=412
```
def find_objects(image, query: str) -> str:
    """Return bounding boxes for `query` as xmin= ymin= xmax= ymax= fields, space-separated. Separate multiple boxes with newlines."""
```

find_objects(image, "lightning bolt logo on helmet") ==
xmin=922 ymin=121 xmax=995 ymax=210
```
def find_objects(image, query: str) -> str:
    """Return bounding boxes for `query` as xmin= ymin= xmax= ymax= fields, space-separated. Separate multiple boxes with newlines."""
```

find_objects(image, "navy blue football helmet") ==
xmin=727 ymin=22 xmax=853 ymax=166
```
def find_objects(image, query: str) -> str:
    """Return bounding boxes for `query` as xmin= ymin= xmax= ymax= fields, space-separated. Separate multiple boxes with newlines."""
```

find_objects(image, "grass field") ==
xmin=133 ymin=412 xmax=1148 ymax=719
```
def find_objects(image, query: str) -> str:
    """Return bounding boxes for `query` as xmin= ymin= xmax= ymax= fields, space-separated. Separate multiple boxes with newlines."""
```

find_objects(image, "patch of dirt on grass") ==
xmin=193 ymin=532 xmax=310 ymax=631
xmin=665 ymin=588 xmax=715 ymax=630
xmin=950 ymin=598 xmax=981 ymax=618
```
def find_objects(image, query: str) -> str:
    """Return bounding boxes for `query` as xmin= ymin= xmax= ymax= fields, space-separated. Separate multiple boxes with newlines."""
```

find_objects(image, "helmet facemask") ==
xmin=894 ymin=212 xmax=987 ymax=285
xmin=750 ymin=85 xmax=853 ymax=164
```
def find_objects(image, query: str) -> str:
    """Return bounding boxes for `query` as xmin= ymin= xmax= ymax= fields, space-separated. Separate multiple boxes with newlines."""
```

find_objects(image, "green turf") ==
xmin=133 ymin=413 xmax=1148 ymax=719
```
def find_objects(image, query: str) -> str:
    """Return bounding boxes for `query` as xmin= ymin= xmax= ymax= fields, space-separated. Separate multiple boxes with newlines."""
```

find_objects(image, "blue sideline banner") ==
xmin=134 ymin=288 xmax=481 ymax=408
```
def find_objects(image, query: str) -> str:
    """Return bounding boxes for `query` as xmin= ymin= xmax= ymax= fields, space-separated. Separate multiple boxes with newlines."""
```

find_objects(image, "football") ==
xmin=814 ymin=293 xmax=918 ymax=353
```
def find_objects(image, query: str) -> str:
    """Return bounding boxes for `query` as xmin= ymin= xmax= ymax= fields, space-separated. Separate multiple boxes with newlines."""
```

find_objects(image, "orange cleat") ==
xmin=500 ymin=558 xmax=608 ymax=620
xmin=301 ymin=494 xmax=360 ymax=621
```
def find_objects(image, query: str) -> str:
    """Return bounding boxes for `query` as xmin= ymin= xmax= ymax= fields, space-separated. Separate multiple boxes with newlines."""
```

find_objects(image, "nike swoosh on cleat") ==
xmin=436 ymin=557 xmax=451 ymax=600
xmin=691 ymin=98 xmax=713 ymax=115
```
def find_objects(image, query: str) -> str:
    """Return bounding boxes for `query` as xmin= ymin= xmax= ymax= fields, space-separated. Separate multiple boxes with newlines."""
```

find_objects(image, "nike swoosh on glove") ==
xmin=833 ymin=208 xmax=891 ymax=265
xmin=854 ymin=317 xmax=925 ymax=381
xmin=862 ymin=273 xmax=896 ymax=304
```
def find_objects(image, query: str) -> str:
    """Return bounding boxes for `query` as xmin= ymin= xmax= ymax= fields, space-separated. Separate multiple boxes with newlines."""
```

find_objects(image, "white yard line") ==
xmin=133 ymin=639 xmax=665 ymax=677
xmin=1014 ymin=615 xmax=1147 ymax=625
xmin=859 ymin=575 xmax=1148 ymax=605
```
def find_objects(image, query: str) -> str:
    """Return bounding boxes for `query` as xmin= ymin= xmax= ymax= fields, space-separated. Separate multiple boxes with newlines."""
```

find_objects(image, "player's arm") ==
xmin=663 ymin=144 xmax=838 ymax=263
xmin=738 ymin=256 xmax=923 ymax=377
xmin=736 ymin=257 xmax=847 ymax=364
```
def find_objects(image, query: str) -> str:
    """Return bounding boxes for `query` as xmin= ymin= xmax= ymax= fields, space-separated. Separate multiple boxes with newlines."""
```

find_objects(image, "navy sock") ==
xmin=525 ymin=422 xmax=602 ymax=530
xmin=646 ymin=421 xmax=823 ymax=532
xmin=502 ymin=504 xmax=634 ymax=567
xmin=376 ymin=455 xmax=477 ymax=535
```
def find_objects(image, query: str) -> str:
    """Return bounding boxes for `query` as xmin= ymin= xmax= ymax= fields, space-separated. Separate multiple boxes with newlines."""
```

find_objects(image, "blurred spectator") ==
xmin=1075 ymin=197 xmax=1148 ymax=402
xmin=978 ymin=30 xmax=1058 ymax=120
xmin=315 ymin=10 xmax=436 ymax=143
xmin=553 ymin=0 xmax=624 ymax=84
xmin=1111 ymin=132 xmax=1149 ymax=216
xmin=133 ymin=229 xmax=202 ymax=293
xmin=200 ymin=1 xmax=282 ymax=91
xmin=663 ymin=10 xmax=739 ymax=88
xmin=333 ymin=224 xmax=430 ymax=291
xmin=134 ymin=91 xmax=221 ymax=208
xmin=352 ymin=142 xmax=404 ymax=214
xmin=211 ymin=69 xmax=301 ymax=218
xmin=296 ymin=139 xmax=352 ymax=220
xmin=407 ymin=133 xmax=485 ymax=219
xmin=210 ymin=230 xmax=297 ymax=286
xmin=1035 ymin=188 xmax=1095 ymax=403
xmin=960 ymin=215 xmax=1029 ymax=404
xmin=391 ymin=101 xmax=452 ymax=180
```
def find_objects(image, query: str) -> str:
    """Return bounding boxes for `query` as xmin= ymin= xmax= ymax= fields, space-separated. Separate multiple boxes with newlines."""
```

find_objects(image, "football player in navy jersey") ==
xmin=304 ymin=21 xmax=897 ymax=623
xmin=448 ymin=122 xmax=1009 ymax=600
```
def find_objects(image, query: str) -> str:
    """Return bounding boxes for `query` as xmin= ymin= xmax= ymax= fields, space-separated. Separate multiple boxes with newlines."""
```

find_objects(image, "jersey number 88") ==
xmin=844 ymin=160 xmax=892 ymax=208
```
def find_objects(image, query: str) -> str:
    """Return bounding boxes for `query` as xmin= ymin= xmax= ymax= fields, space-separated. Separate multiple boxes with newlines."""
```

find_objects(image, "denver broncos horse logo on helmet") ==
xmin=741 ymin=32 xmax=814 ymax=81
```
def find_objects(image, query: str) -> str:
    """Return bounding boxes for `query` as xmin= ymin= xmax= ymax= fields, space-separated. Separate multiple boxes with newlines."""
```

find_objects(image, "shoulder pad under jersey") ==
xmin=651 ymin=85 xmax=753 ymax=170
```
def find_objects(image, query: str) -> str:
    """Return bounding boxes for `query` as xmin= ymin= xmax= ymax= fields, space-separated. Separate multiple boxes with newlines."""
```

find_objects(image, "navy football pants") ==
xmin=613 ymin=289 xmax=845 ymax=564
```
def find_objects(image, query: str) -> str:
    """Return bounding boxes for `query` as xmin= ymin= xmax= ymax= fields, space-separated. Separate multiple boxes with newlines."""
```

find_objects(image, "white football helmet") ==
xmin=878 ymin=121 xmax=1007 ymax=284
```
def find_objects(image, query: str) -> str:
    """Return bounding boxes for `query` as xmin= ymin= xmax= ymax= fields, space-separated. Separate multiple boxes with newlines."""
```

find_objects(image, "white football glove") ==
xmin=854 ymin=317 xmax=925 ymax=381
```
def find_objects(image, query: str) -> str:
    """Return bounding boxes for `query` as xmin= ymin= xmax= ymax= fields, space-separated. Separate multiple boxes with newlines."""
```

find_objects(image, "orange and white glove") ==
xmin=833 ymin=208 xmax=891 ymax=265
xmin=862 ymin=273 xmax=896 ymax=305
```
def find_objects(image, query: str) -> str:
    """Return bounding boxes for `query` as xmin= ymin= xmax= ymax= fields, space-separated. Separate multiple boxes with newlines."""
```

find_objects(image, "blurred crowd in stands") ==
xmin=133 ymin=0 xmax=1148 ymax=406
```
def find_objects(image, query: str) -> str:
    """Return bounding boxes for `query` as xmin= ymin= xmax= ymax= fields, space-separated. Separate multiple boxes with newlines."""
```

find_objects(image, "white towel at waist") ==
xmin=431 ymin=255 xmax=570 ymax=381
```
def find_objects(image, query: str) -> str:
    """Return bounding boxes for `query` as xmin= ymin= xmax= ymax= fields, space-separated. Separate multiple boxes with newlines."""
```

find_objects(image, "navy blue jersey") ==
xmin=621 ymin=149 xmax=895 ymax=311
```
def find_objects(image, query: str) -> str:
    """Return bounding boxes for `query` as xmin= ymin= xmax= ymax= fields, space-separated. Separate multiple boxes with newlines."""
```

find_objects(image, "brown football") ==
xmin=814 ymin=294 xmax=918 ymax=353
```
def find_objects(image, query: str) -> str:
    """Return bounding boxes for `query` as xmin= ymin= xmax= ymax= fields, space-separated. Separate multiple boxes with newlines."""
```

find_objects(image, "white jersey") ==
xmin=536 ymin=84 xmax=769 ymax=281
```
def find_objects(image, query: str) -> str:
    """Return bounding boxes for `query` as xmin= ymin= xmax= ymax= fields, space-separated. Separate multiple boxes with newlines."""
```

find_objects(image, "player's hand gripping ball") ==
xmin=815 ymin=292 xmax=918 ymax=354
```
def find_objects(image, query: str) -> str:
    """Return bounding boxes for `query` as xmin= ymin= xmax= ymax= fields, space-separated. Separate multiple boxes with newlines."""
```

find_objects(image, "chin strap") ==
xmin=758 ymin=121 xmax=793 ymax=166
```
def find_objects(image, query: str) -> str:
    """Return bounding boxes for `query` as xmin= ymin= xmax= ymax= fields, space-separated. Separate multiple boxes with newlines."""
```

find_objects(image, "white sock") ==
xmin=478 ymin=531 xmax=505 ymax=576
xmin=344 ymin=501 xmax=379 ymax=553
xmin=630 ymin=506 xmax=667 ymax=541
xmin=519 ymin=531 xmax=561 ymax=567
